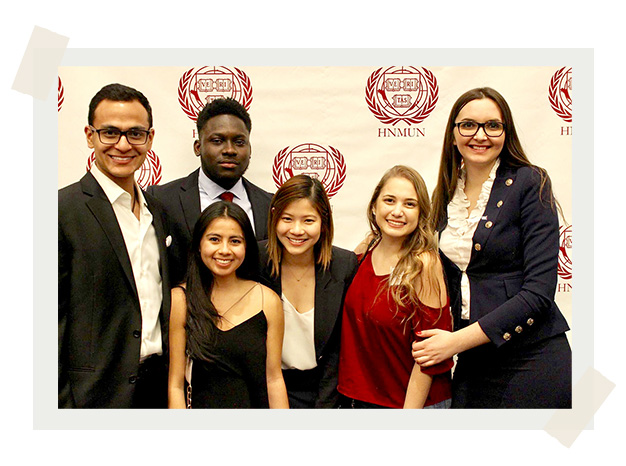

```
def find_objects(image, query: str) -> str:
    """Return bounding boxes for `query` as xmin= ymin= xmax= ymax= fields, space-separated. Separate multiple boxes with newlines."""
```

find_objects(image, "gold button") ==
xmin=515 ymin=326 xmax=523 ymax=333
xmin=527 ymin=318 xmax=534 ymax=326
xmin=497 ymin=200 xmax=503 ymax=208
xmin=474 ymin=243 xmax=481 ymax=251
xmin=485 ymin=221 xmax=493 ymax=229
xmin=505 ymin=178 xmax=513 ymax=186
xmin=503 ymin=332 xmax=511 ymax=341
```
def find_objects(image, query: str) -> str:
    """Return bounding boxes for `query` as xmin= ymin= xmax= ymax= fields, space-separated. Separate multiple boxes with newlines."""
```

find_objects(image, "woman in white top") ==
xmin=411 ymin=87 xmax=571 ymax=408
xmin=259 ymin=175 xmax=357 ymax=408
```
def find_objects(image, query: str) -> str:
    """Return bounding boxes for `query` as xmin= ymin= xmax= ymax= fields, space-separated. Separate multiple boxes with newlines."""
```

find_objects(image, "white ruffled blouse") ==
xmin=439 ymin=159 xmax=500 ymax=321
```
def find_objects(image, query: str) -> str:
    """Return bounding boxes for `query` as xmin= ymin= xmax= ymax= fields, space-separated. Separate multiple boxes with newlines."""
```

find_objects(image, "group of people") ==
xmin=58 ymin=82 xmax=571 ymax=409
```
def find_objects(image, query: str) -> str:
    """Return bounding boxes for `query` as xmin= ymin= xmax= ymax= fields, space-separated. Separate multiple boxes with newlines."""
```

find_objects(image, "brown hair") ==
xmin=430 ymin=87 xmax=558 ymax=229
xmin=266 ymin=175 xmax=333 ymax=276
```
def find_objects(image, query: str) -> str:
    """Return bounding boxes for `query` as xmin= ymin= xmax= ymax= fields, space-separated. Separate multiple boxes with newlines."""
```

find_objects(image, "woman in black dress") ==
xmin=168 ymin=201 xmax=288 ymax=408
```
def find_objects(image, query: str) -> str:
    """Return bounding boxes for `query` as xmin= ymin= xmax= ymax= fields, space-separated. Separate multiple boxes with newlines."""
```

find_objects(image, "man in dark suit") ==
xmin=58 ymin=84 xmax=170 ymax=408
xmin=148 ymin=98 xmax=272 ymax=285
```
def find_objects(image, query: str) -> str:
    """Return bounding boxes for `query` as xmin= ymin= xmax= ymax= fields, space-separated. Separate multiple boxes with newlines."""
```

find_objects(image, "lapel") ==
xmin=469 ymin=164 xmax=518 ymax=264
xmin=180 ymin=169 xmax=202 ymax=238
xmin=145 ymin=195 xmax=171 ymax=334
xmin=81 ymin=172 xmax=138 ymax=300
xmin=313 ymin=264 xmax=340 ymax=358
xmin=242 ymin=177 xmax=269 ymax=238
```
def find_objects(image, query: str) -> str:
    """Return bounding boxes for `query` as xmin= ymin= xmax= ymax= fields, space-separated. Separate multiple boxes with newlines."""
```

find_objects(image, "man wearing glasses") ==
xmin=58 ymin=83 xmax=170 ymax=408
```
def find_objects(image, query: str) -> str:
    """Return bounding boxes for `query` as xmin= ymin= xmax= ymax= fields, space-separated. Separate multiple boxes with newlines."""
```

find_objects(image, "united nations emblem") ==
xmin=178 ymin=66 xmax=253 ymax=122
xmin=548 ymin=67 xmax=572 ymax=123
xmin=365 ymin=66 xmax=438 ymax=126
xmin=558 ymin=224 xmax=572 ymax=280
xmin=272 ymin=143 xmax=347 ymax=198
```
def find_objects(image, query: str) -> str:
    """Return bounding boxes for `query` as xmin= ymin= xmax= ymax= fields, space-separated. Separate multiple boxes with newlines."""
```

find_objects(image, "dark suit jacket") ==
xmin=58 ymin=172 xmax=171 ymax=408
xmin=438 ymin=164 xmax=569 ymax=350
xmin=258 ymin=242 xmax=358 ymax=408
xmin=147 ymin=169 xmax=272 ymax=285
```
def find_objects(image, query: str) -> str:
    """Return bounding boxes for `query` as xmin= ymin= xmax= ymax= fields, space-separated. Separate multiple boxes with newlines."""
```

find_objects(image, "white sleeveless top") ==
xmin=280 ymin=293 xmax=317 ymax=370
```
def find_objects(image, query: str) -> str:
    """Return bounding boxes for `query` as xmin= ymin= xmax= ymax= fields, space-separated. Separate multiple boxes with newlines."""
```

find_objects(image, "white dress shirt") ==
xmin=439 ymin=159 xmax=500 ymax=321
xmin=280 ymin=293 xmax=317 ymax=370
xmin=197 ymin=169 xmax=256 ymax=234
xmin=91 ymin=165 xmax=163 ymax=360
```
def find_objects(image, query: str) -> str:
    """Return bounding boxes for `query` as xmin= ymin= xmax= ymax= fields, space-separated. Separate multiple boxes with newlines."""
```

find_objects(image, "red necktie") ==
xmin=219 ymin=191 xmax=234 ymax=202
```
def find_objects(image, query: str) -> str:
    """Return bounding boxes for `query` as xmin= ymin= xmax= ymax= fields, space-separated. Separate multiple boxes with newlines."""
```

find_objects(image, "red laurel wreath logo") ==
xmin=365 ymin=66 xmax=438 ymax=126
xmin=272 ymin=143 xmax=347 ymax=198
xmin=178 ymin=66 xmax=253 ymax=122
xmin=85 ymin=150 xmax=162 ymax=190
xmin=548 ymin=67 xmax=572 ymax=123
xmin=58 ymin=76 xmax=64 ymax=112
xmin=558 ymin=224 xmax=572 ymax=280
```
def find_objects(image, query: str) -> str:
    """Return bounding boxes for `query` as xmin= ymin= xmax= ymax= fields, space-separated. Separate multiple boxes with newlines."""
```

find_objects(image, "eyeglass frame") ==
xmin=88 ymin=125 xmax=153 ymax=145
xmin=454 ymin=120 xmax=506 ymax=138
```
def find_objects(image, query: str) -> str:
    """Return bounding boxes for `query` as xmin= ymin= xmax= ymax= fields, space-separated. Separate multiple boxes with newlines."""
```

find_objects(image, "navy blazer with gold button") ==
xmin=438 ymin=164 xmax=569 ymax=349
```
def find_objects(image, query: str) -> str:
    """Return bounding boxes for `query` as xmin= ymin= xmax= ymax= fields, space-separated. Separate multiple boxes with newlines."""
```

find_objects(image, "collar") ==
xmin=91 ymin=164 xmax=146 ymax=208
xmin=198 ymin=168 xmax=246 ymax=201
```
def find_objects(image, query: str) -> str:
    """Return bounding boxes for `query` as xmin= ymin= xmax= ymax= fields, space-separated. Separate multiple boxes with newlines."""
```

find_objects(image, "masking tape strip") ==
xmin=12 ymin=25 xmax=69 ymax=100
xmin=544 ymin=367 xmax=615 ymax=447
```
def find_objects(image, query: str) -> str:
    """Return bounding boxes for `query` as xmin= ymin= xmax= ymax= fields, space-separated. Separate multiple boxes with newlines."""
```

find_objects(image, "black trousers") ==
xmin=131 ymin=354 xmax=168 ymax=409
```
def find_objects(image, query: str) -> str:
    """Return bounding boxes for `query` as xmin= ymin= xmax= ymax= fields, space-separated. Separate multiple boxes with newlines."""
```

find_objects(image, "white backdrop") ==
xmin=58 ymin=65 xmax=573 ymax=326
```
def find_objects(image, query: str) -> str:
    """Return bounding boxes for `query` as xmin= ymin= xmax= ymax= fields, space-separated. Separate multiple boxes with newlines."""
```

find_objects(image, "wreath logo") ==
xmin=365 ymin=66 xmax=438 ymax=126
xmin=178 ymin=66 xmax=253 ymax=122
xmin=272 ymin=143 xmax=347 ymax=198
xmin=558 ymin=224 xmax=572 ymax=281
xmin=58 ymin=76 xmax=64 ymax=112
xmin=548 ymin=67 xmax=572 ymax=123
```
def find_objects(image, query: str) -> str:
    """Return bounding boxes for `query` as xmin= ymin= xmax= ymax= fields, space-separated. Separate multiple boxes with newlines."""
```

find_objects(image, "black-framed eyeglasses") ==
xmin=454 ymin=120 xmax=505 ymax=138
xmin=89 ymin=126 xmax=151 ymax=145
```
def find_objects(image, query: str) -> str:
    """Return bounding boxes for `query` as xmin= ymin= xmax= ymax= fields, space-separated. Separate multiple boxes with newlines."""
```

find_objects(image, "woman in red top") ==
xmin=338 ymin=165 xmax=453 ymax=409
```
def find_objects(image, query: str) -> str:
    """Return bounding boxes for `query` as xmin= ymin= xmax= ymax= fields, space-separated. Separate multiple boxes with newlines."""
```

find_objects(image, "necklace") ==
xmin=285 ymin=264 xmax=313 ymax=282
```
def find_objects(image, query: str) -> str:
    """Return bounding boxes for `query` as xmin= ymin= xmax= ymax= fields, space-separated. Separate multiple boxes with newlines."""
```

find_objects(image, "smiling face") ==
xmin=195 ymin=114 xmax=251 ymax=190
xmin=275 ymin=198 xmax=322 ymax=260
xmin=453 ymin=98 xmax=505 ymax=171
xmin=199 ymin=216 xmax=247 ymax=278
xmin=372 ymin=176 xmax=420 ymax=242
xmin=85 ymin=99 xmax=154 ymax=192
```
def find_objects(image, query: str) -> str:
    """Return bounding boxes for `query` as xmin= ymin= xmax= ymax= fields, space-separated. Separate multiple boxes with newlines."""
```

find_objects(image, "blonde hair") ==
xmin=367 ymin=165 xmax=445 ymax=327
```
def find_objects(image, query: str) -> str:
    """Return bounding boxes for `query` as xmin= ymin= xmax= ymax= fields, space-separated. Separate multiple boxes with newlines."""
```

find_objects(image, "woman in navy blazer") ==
xmin=411 ymin=87 xmax=571 ymax=408
xmin=258 ymin=175 xmax=357 ymax=408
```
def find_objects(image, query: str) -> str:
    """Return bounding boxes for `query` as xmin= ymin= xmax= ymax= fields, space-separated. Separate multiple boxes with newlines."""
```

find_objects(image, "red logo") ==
xmin=178 ymin=66 xmax=253 ymax=122
xmin=548 ymin=67 xmax=572 ymax=123
xmin=366 ymin=66 xmax=438 ymax=126
xmin=58 ymin=76 xmax=64 ymax=112
xmin=86 ymin=150 xmax=163 ymax=190
xmin=272 ymin=143 xmax=346 ymax=198
xmin=558 ymin=224 xmax=572 ymax=280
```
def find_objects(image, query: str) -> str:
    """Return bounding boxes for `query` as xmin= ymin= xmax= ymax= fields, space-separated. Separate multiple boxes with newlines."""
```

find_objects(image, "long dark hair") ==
xmin=266 ymin=174 xmax=334 ymax=277
xmin=430 ymin=87 xmax=558 ymax=229
xmin=184 ymin=201 xmax=259 ymax=362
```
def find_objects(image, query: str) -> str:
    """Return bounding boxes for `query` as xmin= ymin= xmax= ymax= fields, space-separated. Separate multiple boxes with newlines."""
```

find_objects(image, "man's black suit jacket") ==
xmin=147 ymin=169 xmax=273 ymax=285
xmin=58 ymin=172 xmax=171 ymax=408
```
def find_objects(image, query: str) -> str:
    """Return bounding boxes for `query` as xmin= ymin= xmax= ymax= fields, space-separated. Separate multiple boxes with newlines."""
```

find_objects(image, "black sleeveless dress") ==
xmin=189 ymin=311 xmax=269 ymax=408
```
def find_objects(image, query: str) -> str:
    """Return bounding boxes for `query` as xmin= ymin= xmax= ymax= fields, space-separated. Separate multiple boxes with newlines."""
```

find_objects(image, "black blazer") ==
xmin=439 ymin=164 xmax=569 ymax=350
xmin=258 ymin=242 xmax=358 ymax=408
xmin=58 ymin=172 xmax=171 ymax=408
xmin=147 ymin=169 xmax=272 ymax=285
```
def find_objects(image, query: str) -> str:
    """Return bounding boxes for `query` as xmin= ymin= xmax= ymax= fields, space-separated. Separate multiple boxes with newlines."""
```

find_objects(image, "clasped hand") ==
xmin=412 ymin=329 xmax=457 ymax=367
